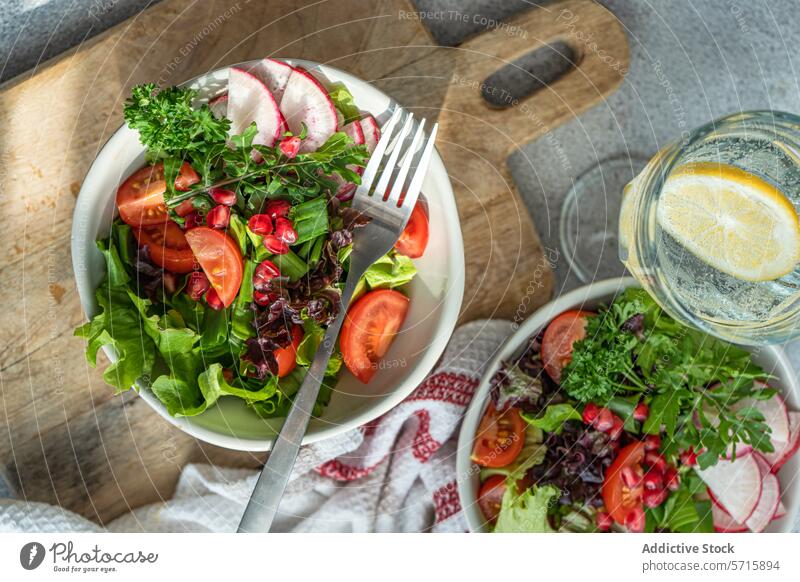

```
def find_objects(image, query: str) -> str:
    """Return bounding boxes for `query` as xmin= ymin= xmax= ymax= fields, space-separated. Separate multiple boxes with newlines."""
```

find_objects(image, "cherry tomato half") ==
xmin=274 ymin=326 xmax=303 ymax=378
xmin=602 ymin=441 xmax=646 ymax=526
xmin=116 ymin=162 xmax=199 ymax=227
xmin=134 ymin=221 xmax=195 ymax=273
xmin=184 ymin=227 xmax=243 ymax=308
xmin=477 ymin=475 xmax=507 ymax=524
xmin=540 ymin=310 xmax=594 ymax=383
xmin=394 ymin=200 xmax=429 ymax=258
xmin=340 ymin=289 xmax=409 ymax=383
xmin=471 ymin=403 xmax=526 ymax=468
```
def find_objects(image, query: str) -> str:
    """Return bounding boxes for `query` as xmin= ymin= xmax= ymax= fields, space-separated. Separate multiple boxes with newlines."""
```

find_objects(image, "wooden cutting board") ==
xmin=0 ymin=0 xmax=627 ymax=524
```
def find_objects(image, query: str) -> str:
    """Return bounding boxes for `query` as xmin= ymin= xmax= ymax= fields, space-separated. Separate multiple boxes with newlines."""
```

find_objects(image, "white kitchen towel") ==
xmin=0 ymin=320 xmax=512 ymax=533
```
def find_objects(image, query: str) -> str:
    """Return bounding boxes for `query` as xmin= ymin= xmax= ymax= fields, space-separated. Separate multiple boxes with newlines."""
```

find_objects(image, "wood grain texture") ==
xmin=0 ymin=0 xmax=626 ymax=524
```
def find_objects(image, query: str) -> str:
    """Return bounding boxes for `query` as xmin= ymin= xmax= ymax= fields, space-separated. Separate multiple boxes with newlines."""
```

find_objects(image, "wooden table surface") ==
xmin=0 ymin=0 xmax=627 ymax=524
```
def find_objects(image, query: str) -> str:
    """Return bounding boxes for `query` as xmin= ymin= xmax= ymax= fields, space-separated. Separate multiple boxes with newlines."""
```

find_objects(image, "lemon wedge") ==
xmin=657 ymin=162 xmax=800 ymax=282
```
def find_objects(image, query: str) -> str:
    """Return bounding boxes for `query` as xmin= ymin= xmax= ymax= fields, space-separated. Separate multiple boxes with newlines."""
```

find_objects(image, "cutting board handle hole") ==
xmin=481 ymin=41 xmax=577 ymax=109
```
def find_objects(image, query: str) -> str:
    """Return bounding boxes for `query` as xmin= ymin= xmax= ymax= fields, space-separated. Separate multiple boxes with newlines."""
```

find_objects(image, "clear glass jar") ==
xmin=619 ymin=110 xmax=800 ymax=345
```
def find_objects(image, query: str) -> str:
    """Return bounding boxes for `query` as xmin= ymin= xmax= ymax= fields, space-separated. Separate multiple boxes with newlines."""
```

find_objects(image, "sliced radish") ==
xmin=711 ymin=502 xmax=748 ymax=532
xmin=696 ymin=451 xmax=762 ymax=524
xmin=343 ymin=119 xmax=365 ymax=146
xmin=773 ymin=500 xmax=787 ymax=520
xmin=745 ymin=453 xmax=781 ymax=532
xmin=227 ymin=67 xmax=285 ymax=148
xmin=249 ymin=58 xmax=294 ymax=103
xmin=209 ymin=93 xmax=228 ymax=119
xmin=280 ymin=68 xmax=338 ymax=152
xmin=360 ymin=115 xmax=380 ymax=154
xmin=763 ymin=411 xmax=800 ymax=472
xmin=734 ymin=388 xmax=790 ymax=444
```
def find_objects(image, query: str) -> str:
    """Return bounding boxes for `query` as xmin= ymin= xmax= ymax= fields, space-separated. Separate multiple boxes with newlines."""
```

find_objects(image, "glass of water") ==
xmin=619 ymin=110 xmax=800 ymax=345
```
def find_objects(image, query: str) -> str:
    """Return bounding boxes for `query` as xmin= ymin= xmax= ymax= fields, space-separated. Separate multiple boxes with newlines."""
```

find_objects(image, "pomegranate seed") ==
xmin=582 ymin=403 xmax=599 ymax=425
xmin=644 ymin=434 xmax=661 ymax=451
xmin=253 ymin=259 xmax=281 ymax=292
xmin=680 ymin=447 xmax=698 ymax=467
xmin=596 ymin=511 xmax=613 ymax=532
xmin=183 ymin=211 xmax=204 ymax=230
xmin=279 ymin=136 xmax=302 ymax=158
xmin=205 ymin=287 xmax=225 ymax=310
xmin=593 ymin=408 xmax=613 ymax=432
xmin=253 ymin=290 xmax=277 ymax=306
xmin=643 ymin=470 xmax=663 ymax=491
xmin=608 ymin=416 xmax=624 ymax=440
xmin=624 ymin=507 xmax=646 ymax=532
xmin=206 ymin=205 xmax=230 ymax=228
xmin=621 ymin=466 xmax=640 ymax=489
xmin=222 ymin=368 xmax=234 ymax=383
xmin=274 ymin=217 xmax=298 ymax=244
xmin=162 ymin=271 xmax=178 ymax=295
xmin=186 ymin=271 xmax=210 ymax=300
xmin=643 ymin=487 xmax=668 ymax=509
xmin=209 ymin=187 xmax=237 ymax=206
xmin=248 ymin=213 xmax=274 ymax=235
xmin=645 ymin=451 xmax=668 ymax=473
xmin=633 ymin=402 xmax=649 ymax=422
xmin=264 ymin=199 xmax=291 ymax=219
xmin=263 ymin=234 xmax=289 ymax=254
xmin=664 ymin=467 xmax=680 ymax=491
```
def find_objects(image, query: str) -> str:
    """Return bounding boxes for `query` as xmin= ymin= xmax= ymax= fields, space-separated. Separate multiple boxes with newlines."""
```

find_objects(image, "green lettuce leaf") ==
xmin=522 ymin=403 xmax=582 ymax=434
xmin=328 ymin=85 xmax=361 ymax=124
xmin=354 ymin=251 xmax=417 ymax=298
xmin=494 ymin=484 xmax=558 ymax=533
xmin=296 ymin=318 xmax=342 ymax=376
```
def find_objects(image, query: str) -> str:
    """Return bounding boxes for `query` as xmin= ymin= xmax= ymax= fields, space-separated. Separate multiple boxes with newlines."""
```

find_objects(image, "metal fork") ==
xmin=237 ymin=108 xmax=438 ymax=533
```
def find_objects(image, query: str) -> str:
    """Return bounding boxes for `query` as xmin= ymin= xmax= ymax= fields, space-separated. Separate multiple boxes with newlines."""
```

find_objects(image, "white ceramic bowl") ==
xmin=72 ymin=59 xmax=464 ymax=451
xmin=456 ymin=277 xmax=800 ymax=532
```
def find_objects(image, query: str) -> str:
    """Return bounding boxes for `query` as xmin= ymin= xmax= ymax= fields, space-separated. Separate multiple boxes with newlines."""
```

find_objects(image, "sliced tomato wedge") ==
xmin=184 ymin=227 xmax=243 ymax=307
xmin=134 ymin=221 xmax=195 ymax=273
xmin=541 ymin=309 xmax=594 ymax=383
xmin=394 ymin=200 xmax=429 ymax=258
xmin=275 ymin=326 xmax=303 ymax=378
xmin=477 ymin=475 xmax=507 ymax=524
xmin=602 ymin=441 xmax=646 ymax=525
xmin=471 ymin=403 xmax=526 ymax=468
xmin=116 ymin=162 xmax=200 ymax=227
xmin=340 ymin=289 xmax=409 ymax=383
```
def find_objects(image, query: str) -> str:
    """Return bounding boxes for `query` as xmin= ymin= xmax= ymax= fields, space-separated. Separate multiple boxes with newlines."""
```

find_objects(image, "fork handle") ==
xmin=237 ymin=277 xmax=358 ymax=533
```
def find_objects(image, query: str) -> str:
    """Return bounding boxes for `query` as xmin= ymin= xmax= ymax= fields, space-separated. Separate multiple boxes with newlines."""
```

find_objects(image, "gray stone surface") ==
xmin=0 ymin=0 xmax=159 ymax=83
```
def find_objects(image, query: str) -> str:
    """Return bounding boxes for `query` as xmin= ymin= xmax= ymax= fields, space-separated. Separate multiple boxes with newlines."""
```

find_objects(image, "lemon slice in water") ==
xmin=657 ymin=162 xmax=800 ymax=282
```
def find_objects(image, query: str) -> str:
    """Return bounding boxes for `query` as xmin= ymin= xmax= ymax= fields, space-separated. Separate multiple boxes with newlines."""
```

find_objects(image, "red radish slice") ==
xmin=711 ymin=502 xmax=748 ymax=532
xmin=696 ymin=451 xmax=762 ymax=524
xmin=763 ymin=411 xmax=800 ymax=472
xmin=360 ymin=115 xmax=380 ymax=154
xmin=209 ymin=93 xmax=228 ymax=118
xmin=280 ymin=68 xmax=338 ymax=152
xmin=343 ymin=120 xmax=366 ymax=146
xmin=773 ymin=501 xmax=787 ymax=520
xmin=745 ymin=453 xmax=781 ymax=532
xmin=227 ymin=67 xmax=285 ymax=148
xmin=249 ymin=58 xmax=293 ymax=103
xmin=734 ymin=389 xmax=790 ymax=444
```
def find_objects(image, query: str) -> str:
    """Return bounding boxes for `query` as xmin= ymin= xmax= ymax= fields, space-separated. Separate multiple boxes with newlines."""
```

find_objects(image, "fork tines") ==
xmin=356 ymin=108 xmax=439 ymax=217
